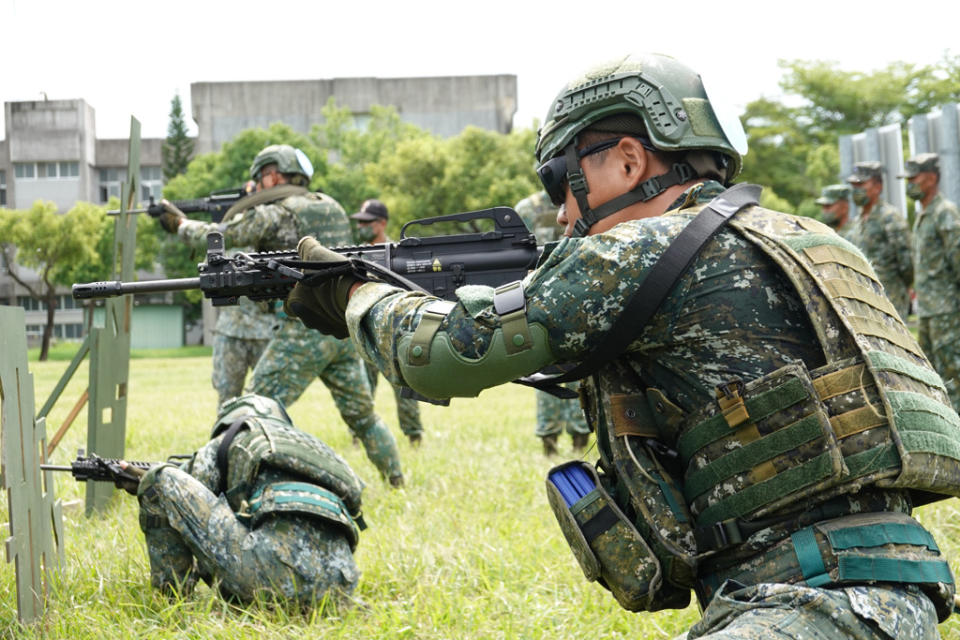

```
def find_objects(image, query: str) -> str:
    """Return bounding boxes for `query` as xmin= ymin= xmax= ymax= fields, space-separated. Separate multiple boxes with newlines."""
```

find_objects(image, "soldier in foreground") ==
xmin=284 ymin=54 xmax=959 ymax=637
xmin=129 ymin=394 xmax=363 ymax=606
xmin=902 ymin=152 xmax=960 ymax=412
xmin=845 ymin=161 xmax=914 ymax=319
xmin=350 ymin=199 xmax=424 ymax=446
xmin=514 ymin=191 xmax=590 ymax=456
xmin=159 ymin=145 xmax=403 ymax=486
xmin=815 ymin=183 xmax=852 ymax=237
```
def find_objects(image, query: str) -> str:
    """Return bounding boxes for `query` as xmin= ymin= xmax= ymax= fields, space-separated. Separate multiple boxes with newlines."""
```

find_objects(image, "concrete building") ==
xmin=1 ymin=74 xmax=518 ymax=347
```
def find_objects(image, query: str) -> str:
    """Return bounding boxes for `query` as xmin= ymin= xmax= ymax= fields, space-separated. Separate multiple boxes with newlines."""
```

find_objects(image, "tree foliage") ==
xmin=739 ymin=53 xmax=960 ymax=215
xmin=161 ymin=94 xmax=195 ymax=181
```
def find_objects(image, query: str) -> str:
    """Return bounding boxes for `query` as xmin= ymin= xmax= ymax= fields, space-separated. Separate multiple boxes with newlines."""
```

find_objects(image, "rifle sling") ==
xmin=220 ymin=185 xmax=309 ymax=223
xmin=531 ymin=183 xmax=762 ymax=388
xmin=215 ymin=418 xmax=251 ymax=496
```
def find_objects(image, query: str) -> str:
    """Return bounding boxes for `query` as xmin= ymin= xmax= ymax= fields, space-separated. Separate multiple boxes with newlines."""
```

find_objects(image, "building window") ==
xmin=141 ymin=166 xmax=164 ymax=201
xmin=25 ymin=324 xmax=42 ymax=336
xmin=36 ymin=161 xmax=79 ymax=179
xmin=60 ymin=161 xmax=79 ymax=177
xmin=58 ymin=294 xmax=76 ymax=310
xmin=99 ymin=167 xmax=127 ymax=203
xmin=14 ymin=163 xmax=35 ymax=179
xmin=17 ymin=295 xmax=44 ymax=311
xmin=0 ymin=169 xmax=5 ymax=206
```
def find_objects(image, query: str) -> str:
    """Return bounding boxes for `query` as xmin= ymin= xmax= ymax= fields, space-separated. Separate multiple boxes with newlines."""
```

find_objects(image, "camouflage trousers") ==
xmin=248 ymin=318 xmax=402 ymax=481
xmin=534 ymin=386 xmax=590 ymax=438
xmin=137 ymin=465 xmax=359 ymax=606
xmin=212 ymin=333 xmax=270 ymax=406
xmin=363 ymin=360 xmax=423 ymax=438
xmin=685 ymin=581 xmax=938 ymax=639
xmin=918 ymin=314 xmax=960 ymax=413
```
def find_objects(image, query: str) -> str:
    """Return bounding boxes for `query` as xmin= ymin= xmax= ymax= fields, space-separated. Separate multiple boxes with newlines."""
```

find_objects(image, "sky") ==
xmin=1 ymin=0 xmax=958 ymax=141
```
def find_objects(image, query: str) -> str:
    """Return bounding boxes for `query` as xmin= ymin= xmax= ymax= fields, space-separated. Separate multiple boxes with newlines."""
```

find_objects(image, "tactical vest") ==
xmin=552 ymin=205 xmax=960 ymax=615
xmin=216 ymin=416 xmax=366 ymax=549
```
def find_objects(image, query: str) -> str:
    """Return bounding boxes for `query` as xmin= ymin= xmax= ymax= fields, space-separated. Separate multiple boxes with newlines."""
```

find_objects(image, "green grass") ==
xmin=28 ymin=342 xmax=212 ymax=361
xmin=3 ymin=354 xmax=960 ymax=638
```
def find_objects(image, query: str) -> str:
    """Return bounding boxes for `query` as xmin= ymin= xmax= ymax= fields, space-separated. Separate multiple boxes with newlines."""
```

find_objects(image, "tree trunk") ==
xmin=39 ymin=289 xmax=58 ymax=361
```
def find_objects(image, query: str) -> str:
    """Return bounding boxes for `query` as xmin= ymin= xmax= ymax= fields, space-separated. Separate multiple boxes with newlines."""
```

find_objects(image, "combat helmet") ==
xmin=535 ymin=53 xmax=748 ymax=236
xmin=211 ymin=393 xmax=293 ymax=438
xmin=249 ymin=144 xmax=314 ymax=186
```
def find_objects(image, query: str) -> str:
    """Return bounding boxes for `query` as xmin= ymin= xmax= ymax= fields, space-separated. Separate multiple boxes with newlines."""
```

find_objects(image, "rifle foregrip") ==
xmin=72 ymin=281 xmax=123 ymax=299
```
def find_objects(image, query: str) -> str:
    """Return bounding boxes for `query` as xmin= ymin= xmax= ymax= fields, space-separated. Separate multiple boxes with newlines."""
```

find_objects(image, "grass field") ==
xmin=3 ymin=349 xmax=960 ymax=638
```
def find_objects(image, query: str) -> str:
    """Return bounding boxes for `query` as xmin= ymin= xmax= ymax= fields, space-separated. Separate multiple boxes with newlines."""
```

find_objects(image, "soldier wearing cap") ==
xmin=350 ymin=199 xmax=425 ymax=446
xmin=845 ymin=161 xmax=914 ymax=319
xmin=514 ymin=190 xmax=591 ymax=456
xmin=814 ymin=184 xmax=852 ymax=237
xmin=901 ymin=152 xmax=960 ymax=411
xmin=282 ymin=53 xmax=960 ymax=637
xmin=159 ymin=145 xmax=404 ymax=487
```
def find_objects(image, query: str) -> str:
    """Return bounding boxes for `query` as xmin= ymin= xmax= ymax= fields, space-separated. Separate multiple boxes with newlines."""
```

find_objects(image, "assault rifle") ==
xmin=41 ymin=451 xmax=191 ymax=493
xmin=107 ymin=186 xmax=249 ymax=223
xmin=73 ymin=207 xmax=539 ymax=306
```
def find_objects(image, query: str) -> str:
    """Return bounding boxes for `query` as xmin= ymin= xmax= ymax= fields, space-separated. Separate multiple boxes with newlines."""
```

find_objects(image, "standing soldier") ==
xmin=514 ymin=190 xmax=590 ymax=455
xmin=158 ymin=145 xmax=403 ymax=486
xmin=902 ymin=152 xmax=960 ymax=411
xmin=845 ymin=161 xmax=914 ymax=318
xmin=350 ymin=199 xmax=425 ymax=446
xmin=284 ymin=53 xmax=960 ymax=637
xmin=814 ymin=183 xmax=852 ymax=238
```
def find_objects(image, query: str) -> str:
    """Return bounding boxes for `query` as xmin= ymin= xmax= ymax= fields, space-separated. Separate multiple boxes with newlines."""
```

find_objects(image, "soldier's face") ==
xmin=821 ymin=200 xmax=849 ymax=228
xmin=863 ymin=177 xmax=883 ymax=203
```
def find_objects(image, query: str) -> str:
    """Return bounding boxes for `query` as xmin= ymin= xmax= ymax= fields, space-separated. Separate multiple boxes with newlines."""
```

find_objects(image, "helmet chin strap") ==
xmin=563 ymin=143 xmax=697 ymax=237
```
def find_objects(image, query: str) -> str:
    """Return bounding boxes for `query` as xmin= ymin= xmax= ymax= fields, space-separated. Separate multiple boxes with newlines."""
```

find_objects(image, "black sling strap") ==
xmin=215 ymin=417 xmax=251 ymax=496
xmin=524 ymin=183 xmax=762 ymax=390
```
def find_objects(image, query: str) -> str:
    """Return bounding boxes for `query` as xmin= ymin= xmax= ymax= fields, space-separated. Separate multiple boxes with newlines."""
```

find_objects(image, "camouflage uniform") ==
xmin=514 ymin=191 xmax=590 ymax=448
xmin=358 ymin=234 xmax=423 ymax=442
xmin=179 ymin=189 xmax=402 ymax=483
xmin=211 ymin=265 xmax=275 ymax=406
xmin=913 ymin=192 xmax=960 ymax=411
xmin=346 ymin=181 xmax=956 ymax=637
xmin=846 ymin=201 xmax=913 ymax=319
xmin=136 ymin=397 xmax=362 ymax=605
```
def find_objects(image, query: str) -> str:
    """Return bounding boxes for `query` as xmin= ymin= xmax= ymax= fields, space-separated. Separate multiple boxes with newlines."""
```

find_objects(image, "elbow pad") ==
xmin=398 ymin=282 xmax=553 ymax=398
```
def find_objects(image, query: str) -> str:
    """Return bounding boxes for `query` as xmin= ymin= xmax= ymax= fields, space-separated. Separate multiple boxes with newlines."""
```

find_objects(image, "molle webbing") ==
xmin=247 ymin=481 xmax=361 ymax=549
xmin=698 ymin=512 xmax=954 ymax=621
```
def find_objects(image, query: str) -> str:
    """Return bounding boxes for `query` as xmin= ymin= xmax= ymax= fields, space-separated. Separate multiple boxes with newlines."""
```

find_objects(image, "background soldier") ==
xmin=814 ymin=183 xmax=852 ymax=237
xmin=159 ymin=145 xmax=403 ymax=486
xmin=845 ymin=161 xmax=914 ymax=318
xmin=284 ymin=53 xmax=958 ymax=638
xmin=130 ymin=394 xmax=363 ymax=606
xmin=901 ymin=152 xmax=960 ymax=411
xmin=514 ymin=190 xmax=590 ymax=455
xmin=350 ymin=199 xmax=424 ymax=446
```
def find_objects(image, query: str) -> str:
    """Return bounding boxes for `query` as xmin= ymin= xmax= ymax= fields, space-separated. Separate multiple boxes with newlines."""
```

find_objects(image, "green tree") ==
xmin=161 ymin=94 xmax=195 ymax=181
xmin=0 ymin=202 xmax=102 ymax=360
xmin=739 ymin=55 xmax=960 ymax=214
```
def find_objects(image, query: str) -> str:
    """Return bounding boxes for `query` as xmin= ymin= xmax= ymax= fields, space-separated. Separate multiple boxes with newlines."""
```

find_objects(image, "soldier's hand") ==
xmin=284 ymin=236 xmax=361 ymax=339
xmin=113 ymin=460 xmax=146 ymax=496
xmin=157 ymin=199 xmax=186 ymax=233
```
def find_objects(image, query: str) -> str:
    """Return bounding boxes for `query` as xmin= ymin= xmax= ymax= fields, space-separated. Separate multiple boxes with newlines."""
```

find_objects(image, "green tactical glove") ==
xmin=284 ymin=236 xmax=363 ymax=339
xmin=157 ymin=199 xmax=186 ymax=233
xmin=113 ymin=459 xmax=147 ymax=496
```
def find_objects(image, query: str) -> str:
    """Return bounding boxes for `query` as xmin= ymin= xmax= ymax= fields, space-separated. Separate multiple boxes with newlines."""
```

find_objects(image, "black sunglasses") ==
xmin=536 ymin=136 xmax=655 ymax=206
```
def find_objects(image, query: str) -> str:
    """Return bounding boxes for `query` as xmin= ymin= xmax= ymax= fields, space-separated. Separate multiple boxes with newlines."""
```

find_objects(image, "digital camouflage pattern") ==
xmin=845 ymin=200 xmax=913 ymax=319
xmin=514 ymin=191 xmax=591 ymax=442
xmin=362 ymin=360 xmax=422 ymax=440
xmin=137 ymin=426 xmax=359 ymax=605
xmin=914 ymin=192 xmax=960 ymax=410
xmin=249 ymin=317 xmax=402 ymax=482
xmin=687 ymin=581 xmax=939 ymax=640
xmin=345 ymin=182 xmax=954 ymax=633
xmin=180 ymin=187 xmax=402 ymax=482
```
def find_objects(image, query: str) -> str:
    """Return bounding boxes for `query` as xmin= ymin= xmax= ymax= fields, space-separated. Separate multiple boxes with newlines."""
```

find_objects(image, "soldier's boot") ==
xmin=389 ymin=473 xmax=405 ymax=488
xmin=542 ymin=434 xmax=559 ymax=456
xmin=353 ymin=414 xmax=404 ymax=487
xmin=408 ymin=433 xmax=422 ymax=448
xmin=572 ymin=433 xmax=590 ymax=452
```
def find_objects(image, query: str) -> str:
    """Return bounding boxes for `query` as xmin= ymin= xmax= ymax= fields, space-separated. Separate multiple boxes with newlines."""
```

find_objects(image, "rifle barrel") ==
xmin=72 ymin=277 xmax=202 ymax=300
xmin=39 ymin=464 xmax=73 ymax=472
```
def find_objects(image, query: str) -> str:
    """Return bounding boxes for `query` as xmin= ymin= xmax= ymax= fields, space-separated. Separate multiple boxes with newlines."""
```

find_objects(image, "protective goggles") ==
xmin=536 ymin=136 xmax=656 ymax=206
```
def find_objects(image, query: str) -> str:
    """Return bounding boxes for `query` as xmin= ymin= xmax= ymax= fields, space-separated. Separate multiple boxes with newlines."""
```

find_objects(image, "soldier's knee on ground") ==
xmin=137 ymin=464 xmax=198 ymax=594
